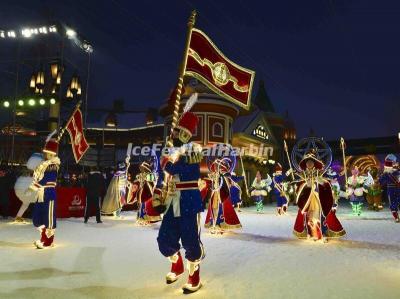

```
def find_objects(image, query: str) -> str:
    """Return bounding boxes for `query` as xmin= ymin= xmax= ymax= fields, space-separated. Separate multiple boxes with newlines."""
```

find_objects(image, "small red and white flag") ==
xmin=66 ymin=108 xmax=89 ymax=163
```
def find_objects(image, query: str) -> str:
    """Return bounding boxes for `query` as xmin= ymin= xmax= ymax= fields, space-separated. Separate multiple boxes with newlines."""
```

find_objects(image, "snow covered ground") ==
xmin=1 ymin=204 xmax=400 ymax=299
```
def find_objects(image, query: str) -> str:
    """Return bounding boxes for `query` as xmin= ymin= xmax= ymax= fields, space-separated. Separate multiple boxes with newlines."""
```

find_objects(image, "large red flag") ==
xmin=185 ymin=28 xmax=255 ymax=110
xmin=66 ymin=108 xmax=89 ymax=163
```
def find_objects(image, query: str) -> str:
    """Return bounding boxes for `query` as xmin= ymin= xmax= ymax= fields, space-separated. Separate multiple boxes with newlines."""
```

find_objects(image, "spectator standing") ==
xmin=84 ymin=166 xmax=105 ymax=223
xmin=0 ymin=162 xmax=11 ymax=219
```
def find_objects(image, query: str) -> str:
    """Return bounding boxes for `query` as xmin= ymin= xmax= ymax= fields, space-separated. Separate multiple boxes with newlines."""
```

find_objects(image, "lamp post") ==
xmin=398 ymin=132 xmax=400 ymax=154
xmin=10 ymin=41 xmax=20 ymax=164
xmin=1 ymin=23 xmax=93 ymax=164
xmin=105 ymin=112 xmax=118 ymax=165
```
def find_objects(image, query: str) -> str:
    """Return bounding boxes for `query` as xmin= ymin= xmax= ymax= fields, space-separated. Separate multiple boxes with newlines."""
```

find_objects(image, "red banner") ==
xmin=66 ymin=108 xmax=90 ymax=163
xmin=8 ymin=187 xmax=87 ymax=218
xmin=185 ymin=28 xmax=255 ymax=110
xmin=56 ymin=187 xmax=87 ymax=218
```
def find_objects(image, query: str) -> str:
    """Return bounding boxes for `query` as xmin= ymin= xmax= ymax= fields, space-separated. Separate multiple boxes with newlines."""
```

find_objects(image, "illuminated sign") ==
xmin=252 ymin=124 xmax=269 ymax=140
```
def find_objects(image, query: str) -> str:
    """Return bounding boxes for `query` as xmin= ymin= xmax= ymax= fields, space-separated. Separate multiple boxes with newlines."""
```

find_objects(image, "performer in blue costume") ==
xmin=153 ymin=93 xmax=204 ymax=294
xmin=29 ymin=132 xmax=60 ymax=249
xmin=272 ymin=163 xmax=289 ymax=215
xmin=379 ymin=154 xmax=400 ymax=222
xmin=226 ymin=170 xmax=244 ymax=209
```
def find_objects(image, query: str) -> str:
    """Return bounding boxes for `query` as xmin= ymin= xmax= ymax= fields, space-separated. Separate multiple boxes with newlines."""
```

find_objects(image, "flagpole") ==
xmin=158 ymin=11 xmax=196 ymax=209
xmin=167 ymin=10 xmax=197 ymax=145
xmin=284 ymin=140 xmax=295 ymax=180
xmin=239 ymin=154 xmax=249 ymax=197
xmin=340 ymin=137 xmax=348 ymax=187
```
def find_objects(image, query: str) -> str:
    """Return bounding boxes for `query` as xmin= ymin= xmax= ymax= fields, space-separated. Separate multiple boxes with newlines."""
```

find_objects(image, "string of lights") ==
xmin=0 ymin=23 xmax=93 ymax=54
xmin=2 ymin=97 xmax=57 ymax=109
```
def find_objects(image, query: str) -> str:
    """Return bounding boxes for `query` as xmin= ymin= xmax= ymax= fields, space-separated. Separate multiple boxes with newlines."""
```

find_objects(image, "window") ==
xmin=212 ymin=122 xmax=223 ymax=138
xmin=192 ymin=123 xmax=198 ymax=137
xmin=208 ymin=116 xmax=225 ymax=143
xmin=228 ymin=121 xmax=232 ymax=142
xmin=192 ymin=115 xmax=203 ymax=143
xmin=252 ymin=124 xmax=269 ymax=140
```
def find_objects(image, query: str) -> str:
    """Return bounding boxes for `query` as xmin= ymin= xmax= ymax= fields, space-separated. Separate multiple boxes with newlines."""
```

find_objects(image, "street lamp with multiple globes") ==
xmin=28 ymin=62 xmax=83 ymax=131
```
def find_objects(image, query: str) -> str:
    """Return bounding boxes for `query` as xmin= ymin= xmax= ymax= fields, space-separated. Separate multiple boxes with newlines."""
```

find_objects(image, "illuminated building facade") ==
xmin=159 ymin=78 xmax=297 ymax=188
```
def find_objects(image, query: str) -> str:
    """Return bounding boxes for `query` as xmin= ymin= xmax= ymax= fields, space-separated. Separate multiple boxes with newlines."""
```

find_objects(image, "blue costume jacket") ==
xmin=223 ymin=173 xmax=243 ymax=206
xmin=272 ymin=173 xmax=288 ymax=208
xmin=32 ymin=162 xmax=59 ymax=229
xmin=163 ymin=156 xmax=203 ymax=216
xmin=379 ymin=170 xmax=400 ymax=212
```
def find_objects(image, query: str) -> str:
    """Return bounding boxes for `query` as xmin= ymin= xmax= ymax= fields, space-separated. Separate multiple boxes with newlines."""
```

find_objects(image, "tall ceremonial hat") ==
xmin=43 ymin=130 xmax=59 ymax=155
xmin=299 ymin=150 xmax=324 ymax=170
xmin=274 ymin=163 xmax=282 ymax=172
xmin=176 ymin=93 xmax=199 ymax=143
xmin=384 ymin=154 xmax=397 ymax=167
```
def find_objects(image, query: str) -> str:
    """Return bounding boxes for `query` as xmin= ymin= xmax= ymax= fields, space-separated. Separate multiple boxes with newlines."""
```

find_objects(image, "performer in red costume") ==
xmin=293 ymin=151 xmax=346 ymax=242
xmin=128 ymin=161 xmax=161 ymax=225
xmin=203 ymin=157 xmax=242 ymax=234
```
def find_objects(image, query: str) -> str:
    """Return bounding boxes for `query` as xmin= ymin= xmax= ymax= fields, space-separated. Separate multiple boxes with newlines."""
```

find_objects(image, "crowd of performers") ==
xmin=10 ymin=106 xmax=400 ymax=294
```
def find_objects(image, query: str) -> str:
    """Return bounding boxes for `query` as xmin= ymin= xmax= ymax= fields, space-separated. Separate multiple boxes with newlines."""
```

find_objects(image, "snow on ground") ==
xmin=1 ymin=204 xmax=400 ymax=299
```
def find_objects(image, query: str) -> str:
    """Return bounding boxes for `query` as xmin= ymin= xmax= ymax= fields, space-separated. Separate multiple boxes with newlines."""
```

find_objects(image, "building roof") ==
xmin=253 ymin=80 xmax=275 ymax=113
xmin=86 ymin=110 xmax=162 ymax=129
xmin=232 ymin=108 xmax=260 ymax=132
xmin=233 ymin=108 xmax=279 ymax=145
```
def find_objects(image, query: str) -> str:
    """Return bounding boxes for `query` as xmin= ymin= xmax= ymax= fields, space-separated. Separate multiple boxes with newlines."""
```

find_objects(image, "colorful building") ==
xmin=159 ymin=78 xmax=296 ymax=189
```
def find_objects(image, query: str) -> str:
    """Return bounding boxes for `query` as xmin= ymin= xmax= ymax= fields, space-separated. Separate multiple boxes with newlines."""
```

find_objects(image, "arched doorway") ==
xmin=345 ymin=155 xmax=380 ymax=174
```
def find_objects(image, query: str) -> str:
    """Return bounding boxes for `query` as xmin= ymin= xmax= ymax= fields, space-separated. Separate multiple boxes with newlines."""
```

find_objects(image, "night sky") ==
xmin=1 ymin=0 xmax=400 ymax=140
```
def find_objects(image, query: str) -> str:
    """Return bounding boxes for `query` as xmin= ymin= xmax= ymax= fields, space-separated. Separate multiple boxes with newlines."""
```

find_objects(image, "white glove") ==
xmin=285 ymin=169 xmax=293 ymax=177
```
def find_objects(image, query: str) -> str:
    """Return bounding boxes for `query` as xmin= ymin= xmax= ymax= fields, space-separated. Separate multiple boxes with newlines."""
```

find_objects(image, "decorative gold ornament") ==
xmin=188 ymin=48 xmax=249 ymax=93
